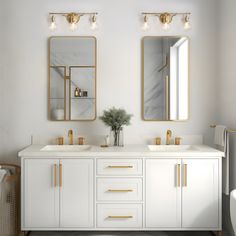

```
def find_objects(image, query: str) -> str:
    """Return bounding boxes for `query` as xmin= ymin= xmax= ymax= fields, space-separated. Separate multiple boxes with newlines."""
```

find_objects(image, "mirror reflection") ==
xmin=49 ymin=36 xmax=96 ymax=121
xmin=142 ymin=36 xmax=189 ymax=121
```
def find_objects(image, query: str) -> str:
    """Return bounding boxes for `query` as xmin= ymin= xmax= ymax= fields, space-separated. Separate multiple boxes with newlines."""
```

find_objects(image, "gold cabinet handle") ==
xmin=107 ymin=165 xmax=133 ymax=169
xmin=183 ymin=164 xmax=187 ymax=187
xmin=177 ymin=164 xmax=181 ymax=187
xmin=59 ymin=163 xmax=62 ymax=187
xmin=54 ymin=164 xmax=57 ymax=187
xmin=107 ymin=189 xmax=133 ymax=192
xmin=108 ymin=216 xmax=133 ymax=219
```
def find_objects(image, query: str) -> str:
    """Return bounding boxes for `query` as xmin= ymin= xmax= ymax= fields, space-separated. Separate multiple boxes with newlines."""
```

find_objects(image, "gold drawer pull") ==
xmin=107 ymin=189 xmax=133 ymax=192
xmin=177 ymin=164 xmax=181 ymax=187
xmin=108 ymin=215 xmax=133 ymax=219
xmin=54 ymin=164 xmax=57 ymax=187
xmin=183 ymin=164 xmax=187 ymax=187
xmin=59 ymin=163 xmax=62 ymax=187
xmin=107 ymin=165 xmax=133 ymax=169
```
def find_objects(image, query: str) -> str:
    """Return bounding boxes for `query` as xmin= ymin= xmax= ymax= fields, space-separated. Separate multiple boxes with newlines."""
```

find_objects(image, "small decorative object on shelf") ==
xmin=100 ymin=107 xmax=132 ymax=146
xmin=74 ymin=87 xmax=81 ymax=97
xmin=82 ymin=91 xmax=88 ymax=97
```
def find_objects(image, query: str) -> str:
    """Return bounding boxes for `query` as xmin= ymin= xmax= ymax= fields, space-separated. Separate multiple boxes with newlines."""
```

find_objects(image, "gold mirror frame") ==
xmin=48 ymin=36 xmax=97 ymax=121
xmin=141 ymin=36 xmax=190 ymax=122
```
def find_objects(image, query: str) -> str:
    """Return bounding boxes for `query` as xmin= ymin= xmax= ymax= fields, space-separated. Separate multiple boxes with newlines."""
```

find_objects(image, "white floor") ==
xmin=29 ymin=231 xmax=214 ymax=236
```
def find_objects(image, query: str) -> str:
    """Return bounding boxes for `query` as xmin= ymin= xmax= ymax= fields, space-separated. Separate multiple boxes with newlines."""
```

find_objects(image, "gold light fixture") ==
xmin=90 ymin=14 xmax=98 ymax=30
xmin=183 ymin=14 xmax=191 ymax=30
xmin=141 ymin=12 xmax=191 ymax=30
xmin=142 ymin=15 xmax=150 ymax=31
xmin=49 ymin=12 xmax=98 ymax=31
xmin=49 ymin=15 xmax=57 ymax=31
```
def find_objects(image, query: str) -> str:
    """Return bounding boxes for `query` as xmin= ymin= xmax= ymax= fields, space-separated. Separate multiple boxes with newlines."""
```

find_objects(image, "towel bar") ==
xmin=210 ymin=125 xmax=236 ymax=133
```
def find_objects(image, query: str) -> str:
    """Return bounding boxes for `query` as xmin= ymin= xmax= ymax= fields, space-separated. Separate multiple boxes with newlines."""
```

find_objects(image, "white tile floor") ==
xmin=29 ymin=231 xmax=214 ymax=236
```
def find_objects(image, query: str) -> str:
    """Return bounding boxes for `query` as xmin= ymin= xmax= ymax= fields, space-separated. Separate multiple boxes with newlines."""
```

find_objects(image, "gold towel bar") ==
xmin=210 ymin=125 xmax=236 ymax=133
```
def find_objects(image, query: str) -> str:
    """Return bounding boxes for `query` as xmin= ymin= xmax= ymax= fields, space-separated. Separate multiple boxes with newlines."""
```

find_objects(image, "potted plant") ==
xmin=100 ymin=107 xmax=132 ymax=146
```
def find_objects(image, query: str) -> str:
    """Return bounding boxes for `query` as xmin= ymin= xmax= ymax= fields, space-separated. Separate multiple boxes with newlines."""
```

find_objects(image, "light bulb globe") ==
xmin=162 ymin=23 xmax=170 ymax=30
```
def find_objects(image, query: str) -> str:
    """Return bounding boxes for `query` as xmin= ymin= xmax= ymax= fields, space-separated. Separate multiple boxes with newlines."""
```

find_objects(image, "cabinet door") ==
xmin=146 ymin=159 xmax=181 ymax=228
xmin=60 ymin=159 xmax=94 ymax=227
xmin=182 ymin=159 xmax=219 ymax=228
xmin=23 ymin=159 xmax=59 ymax=228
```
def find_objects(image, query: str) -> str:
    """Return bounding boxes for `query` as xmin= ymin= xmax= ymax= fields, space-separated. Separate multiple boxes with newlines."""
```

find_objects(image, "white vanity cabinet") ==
xmin=22 ymin=158 xmax=94 ymax=229
xmin=146 ymin=158 xmax=220 ymax=230
xmin=146 ymin=159 xmax=181 ymax=228
xmin=20 ymin=145 xmax=222 ymax=232
xmin=23 ymin=159 xmax=60 ymax=228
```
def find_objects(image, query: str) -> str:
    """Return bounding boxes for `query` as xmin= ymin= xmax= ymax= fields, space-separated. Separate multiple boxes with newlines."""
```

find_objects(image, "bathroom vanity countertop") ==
xmin=18 ymin=144 xmax=224 ymax=158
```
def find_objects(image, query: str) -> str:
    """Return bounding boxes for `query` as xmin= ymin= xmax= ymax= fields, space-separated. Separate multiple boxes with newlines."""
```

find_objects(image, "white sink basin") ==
xmin=40 ymin=145 xmax=92 ymax=152
xmin=148 ymin=145 xmax=198 ymax=152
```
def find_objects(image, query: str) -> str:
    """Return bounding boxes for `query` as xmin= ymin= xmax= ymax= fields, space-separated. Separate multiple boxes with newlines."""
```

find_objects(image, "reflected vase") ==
xmin=110 ymin=128 xmax=124 ymax=147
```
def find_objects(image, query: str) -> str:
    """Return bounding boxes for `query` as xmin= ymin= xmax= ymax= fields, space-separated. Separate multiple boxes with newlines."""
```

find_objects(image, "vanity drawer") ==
xmin=96 ymin=204 xmax=142 ymax=228
xmin=97 ymin=159 xmax=142 ymax=176
xmin=97 ymin=178 xmax=143 ymax=201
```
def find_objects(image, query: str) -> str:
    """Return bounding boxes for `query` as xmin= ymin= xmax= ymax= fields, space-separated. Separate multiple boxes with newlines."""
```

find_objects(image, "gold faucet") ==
xmin=68 ymin=129 xmax=73 ymax=145
xmin=166 ymin=129 xmax=172 ymax=145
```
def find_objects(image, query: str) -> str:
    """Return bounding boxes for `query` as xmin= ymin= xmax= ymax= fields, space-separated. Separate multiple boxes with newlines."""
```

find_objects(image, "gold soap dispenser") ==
xmin=74 ymin=87 xmax=81 ymax=97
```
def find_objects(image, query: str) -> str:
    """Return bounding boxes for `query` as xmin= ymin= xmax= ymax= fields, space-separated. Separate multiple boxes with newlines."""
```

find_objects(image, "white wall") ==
xmin=0 ymin=2 xmax=5 ymax=160
xmin=0 ymin=0 xmax=218 ymax=164
xmin=217 ymin=0 xmax=236 ymax=234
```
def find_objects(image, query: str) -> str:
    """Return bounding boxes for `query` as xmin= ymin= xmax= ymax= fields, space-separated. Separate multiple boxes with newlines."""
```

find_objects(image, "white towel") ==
xmin=214 ymin=125 xmax=229 ymax=195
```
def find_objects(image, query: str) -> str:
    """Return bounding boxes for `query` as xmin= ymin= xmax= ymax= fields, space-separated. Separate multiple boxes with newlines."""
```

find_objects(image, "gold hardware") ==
xmin=166 ymin=129 xmax=172 ymax=145
xmin=57 ymin=137 xmax=64 ymax=145
xmin=210 ymin=125 xmax=236 ymax=133
xmin=107 ymin=189 xmax=133 ymax=192
xmin=175 ymin=137 xmax=182 ymax=145
xmin=78 ymin=137 xmax=85 ymax=145
xmin=108 ymin=216 xmax=133 ymax=219
xmin=177 ymin=164 xmax=181 ymax=187
xmin=59 ymin=164 xmax=62 ymax=187
xmin=68 ymin=130 xmax=73 ymax=145
xmin=66 ymin=12 xmax=80 ymax=24
xmin=141 ymin=12 xmax=191 ymax=30
xmin=54 ymin=164 xmax=57 ymax=187
xmin=107 ymin=165 xmax=133 ymax=169
xmin=49 ymin=12 xmax=98 ymax=31
xmin=183 ymin=164 xmax=187 ymax=187
xmin=159 ymin=13 xmax=175 ymax=25
xmin=155 ymin=137 xmax=161 ymax=145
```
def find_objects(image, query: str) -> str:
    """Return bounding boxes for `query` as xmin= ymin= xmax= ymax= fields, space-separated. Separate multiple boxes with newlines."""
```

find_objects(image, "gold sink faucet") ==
xmin=68 ymin=129 xmax=73 ymax=145
xmin=166 ymin=129 xmax=172 ymax=145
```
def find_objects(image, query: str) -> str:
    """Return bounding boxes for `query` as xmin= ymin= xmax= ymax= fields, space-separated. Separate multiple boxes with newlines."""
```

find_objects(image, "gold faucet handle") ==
xmin=155 ymin=137 xmax=161 ymax=145
xmin=57 ymin=137 xmax=64 ymax=145
xmin=78 ymin=137 xmax=85 ymax=145
xmin=175 ymin=137 xmax=182 ymax=145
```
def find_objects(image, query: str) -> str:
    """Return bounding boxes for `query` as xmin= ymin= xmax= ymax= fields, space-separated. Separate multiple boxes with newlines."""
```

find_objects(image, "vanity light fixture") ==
xmin=142 ymin=15 xmax=150 ymax=31
xmin=49 ymin=12 xmax=98 ymax=31
xmin=183 ymin=14 xmax=191 ymax=30
xmin=49 ymin=15 xmax=57 ymax=31
xmin=90 ymin=14 xmax=98 ymax=30
xmin=141 ymin=12 xmax=191 ymax=30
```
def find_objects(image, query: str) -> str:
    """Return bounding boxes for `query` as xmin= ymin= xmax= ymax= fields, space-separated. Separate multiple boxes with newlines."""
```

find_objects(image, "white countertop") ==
xmin=18 ymin=144 xmax=224 ymax=158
